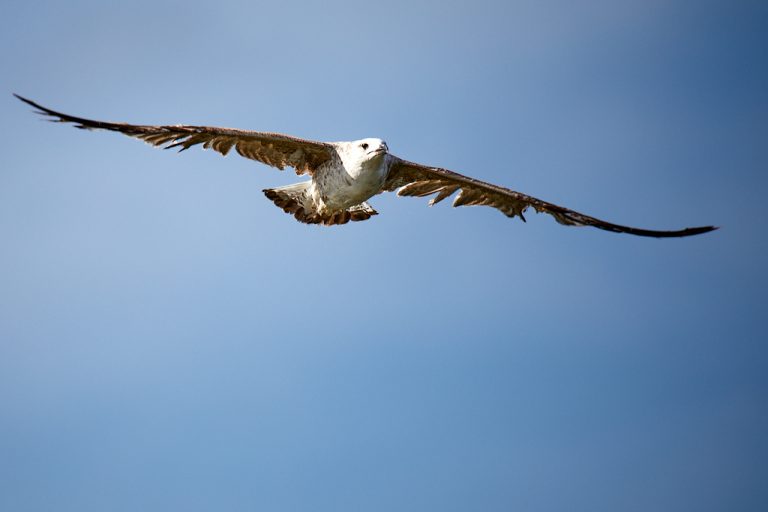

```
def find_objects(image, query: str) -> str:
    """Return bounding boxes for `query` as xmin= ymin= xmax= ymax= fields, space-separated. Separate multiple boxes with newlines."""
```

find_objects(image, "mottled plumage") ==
xmin=15 ymin=94 xmax=716 ymax=237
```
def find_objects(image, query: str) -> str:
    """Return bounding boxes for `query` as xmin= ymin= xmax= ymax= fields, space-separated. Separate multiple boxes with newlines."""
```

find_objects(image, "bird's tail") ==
xmin=263 ymin=182 xmax=378 ymax=226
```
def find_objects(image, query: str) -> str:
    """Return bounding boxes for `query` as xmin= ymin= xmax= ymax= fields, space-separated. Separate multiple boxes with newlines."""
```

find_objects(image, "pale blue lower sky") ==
xmin=1 ymin=1 xmax=767 ymax=511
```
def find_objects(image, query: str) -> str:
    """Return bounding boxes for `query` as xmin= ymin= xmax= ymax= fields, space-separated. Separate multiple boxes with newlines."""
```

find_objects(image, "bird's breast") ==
xmin=315 ymin=156 xmax=390 ymax=209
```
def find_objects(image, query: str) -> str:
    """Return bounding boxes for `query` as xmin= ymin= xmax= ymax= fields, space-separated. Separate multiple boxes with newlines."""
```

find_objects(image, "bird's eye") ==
xmin=361 ymin=143 xmax=369 ymax=150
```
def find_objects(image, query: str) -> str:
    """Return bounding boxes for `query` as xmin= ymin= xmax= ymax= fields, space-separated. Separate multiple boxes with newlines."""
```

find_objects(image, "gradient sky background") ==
xmin=1 ymin=1 xmax=767 ymax=511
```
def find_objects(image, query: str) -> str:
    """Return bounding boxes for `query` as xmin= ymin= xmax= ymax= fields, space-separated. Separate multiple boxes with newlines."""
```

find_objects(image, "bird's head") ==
xmin=352 ymin=138 xmax=389 ymax=161
xmin=335 ymin=138 xmax=390 ymax=175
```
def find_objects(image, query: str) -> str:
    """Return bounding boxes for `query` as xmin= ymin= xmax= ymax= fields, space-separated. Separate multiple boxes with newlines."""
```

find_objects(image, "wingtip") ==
xmin=654 ymin=225 xmax=718 ymax=238
xmin=13 ymin=93 xmax=36 ymax=105
xmin=687 ymin=225 xmax=719 ymax=236
xmin=13 ymin=93 xmax=32 ymax=105
xmin=13 ymin=93 xmax=50 ymax=115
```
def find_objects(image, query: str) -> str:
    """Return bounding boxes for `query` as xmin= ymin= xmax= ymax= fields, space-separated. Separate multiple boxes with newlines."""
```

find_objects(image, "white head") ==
xmin=357 ymin=138 xmax=389 ymax=155
xmin=338 ymin=138 xmax=389 ymax=164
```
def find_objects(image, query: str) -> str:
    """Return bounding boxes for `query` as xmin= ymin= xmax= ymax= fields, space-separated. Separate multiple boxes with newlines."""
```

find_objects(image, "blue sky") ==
xmin=1 ymin=1 xmax=766 ymax=510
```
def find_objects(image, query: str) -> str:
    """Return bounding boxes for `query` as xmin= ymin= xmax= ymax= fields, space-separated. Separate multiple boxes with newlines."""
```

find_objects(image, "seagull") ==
xmin=15 ymin=94 xmax=715 ymax=237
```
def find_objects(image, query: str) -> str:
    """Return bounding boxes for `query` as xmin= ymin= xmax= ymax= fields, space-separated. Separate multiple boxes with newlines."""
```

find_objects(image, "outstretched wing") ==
xmin=385 ymin=157 xmax=716 ymax=238
xmin=15 ymin=94 xmax=335 ymax=175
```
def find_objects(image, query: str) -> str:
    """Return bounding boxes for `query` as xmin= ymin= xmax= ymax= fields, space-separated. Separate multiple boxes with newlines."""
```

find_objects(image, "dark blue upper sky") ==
xmin=1 ymin=1 xmax=766 ymax=511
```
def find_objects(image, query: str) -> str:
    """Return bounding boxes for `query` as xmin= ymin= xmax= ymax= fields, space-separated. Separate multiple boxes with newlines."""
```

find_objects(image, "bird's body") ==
xmin=14 ymin=94 xmax=716 ymax=237
xmin=262 ymin=138 xmax=391 ymax=224
xmin=313 ymin=139 xmax=391 ymax=211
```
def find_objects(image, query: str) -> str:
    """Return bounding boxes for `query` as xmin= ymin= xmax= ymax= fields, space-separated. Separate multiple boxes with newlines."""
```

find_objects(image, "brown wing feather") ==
xmin=15 ymin=94 xmax=334 ymax=175
xmin=385 ymin=157 xmax=716 ymax=238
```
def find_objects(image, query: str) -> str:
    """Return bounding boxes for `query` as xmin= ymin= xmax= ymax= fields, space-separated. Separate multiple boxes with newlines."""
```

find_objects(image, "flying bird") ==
xmin=15 ymin=94 xmax=715 ymax=238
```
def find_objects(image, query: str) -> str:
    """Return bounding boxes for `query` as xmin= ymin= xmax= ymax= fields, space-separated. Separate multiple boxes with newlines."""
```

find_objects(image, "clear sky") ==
xmin=1 ymin=1 xmax=766 ymax=510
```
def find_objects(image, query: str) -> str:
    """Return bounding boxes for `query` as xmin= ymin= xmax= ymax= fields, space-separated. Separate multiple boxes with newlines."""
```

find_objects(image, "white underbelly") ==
xmin=314 ymin=161 xmax=388 ymax=210
xmin=327 ymin=180 xmax=381 ymax=208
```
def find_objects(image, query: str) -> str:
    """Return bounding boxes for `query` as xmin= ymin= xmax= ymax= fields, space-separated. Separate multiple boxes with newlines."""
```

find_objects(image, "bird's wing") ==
xmin=384 ymin=157 xmax=716 ymax=238
xmin=15 ymin=94 xmax=335 ymax=175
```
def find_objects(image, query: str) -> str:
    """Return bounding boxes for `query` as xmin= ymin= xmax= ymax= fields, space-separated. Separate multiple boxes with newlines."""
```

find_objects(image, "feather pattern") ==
xmin=385 ymin=157 xmax=716 ymax=238
xmin=14 ymin=94 xmax=334 ymax=176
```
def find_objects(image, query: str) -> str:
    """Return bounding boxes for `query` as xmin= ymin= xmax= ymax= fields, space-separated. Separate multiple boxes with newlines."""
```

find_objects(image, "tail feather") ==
xmin=263 ymin=182 xmax=378 ymax=226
